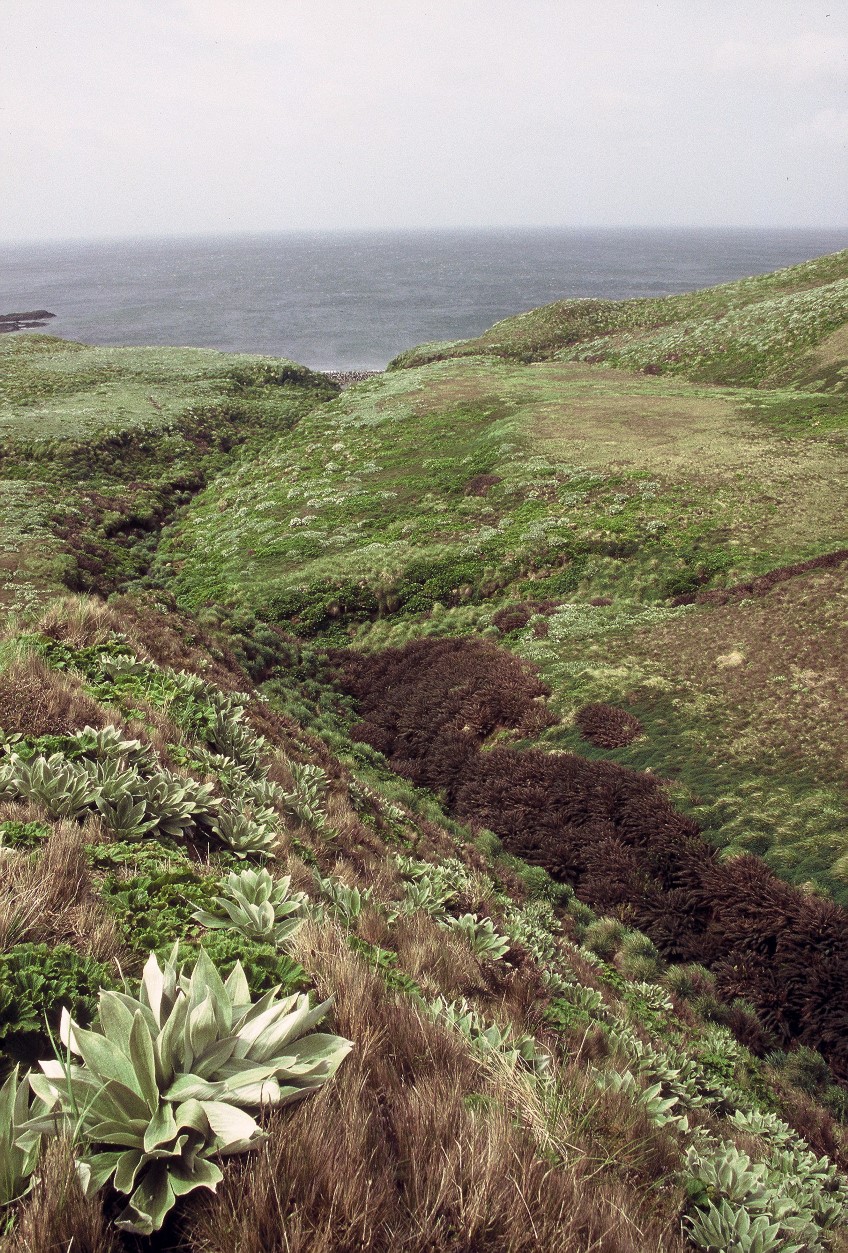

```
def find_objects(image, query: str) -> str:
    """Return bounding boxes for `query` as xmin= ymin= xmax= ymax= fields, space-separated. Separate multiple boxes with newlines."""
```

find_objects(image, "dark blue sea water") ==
xmin=1 ymin=228 xmax=845 ymax=371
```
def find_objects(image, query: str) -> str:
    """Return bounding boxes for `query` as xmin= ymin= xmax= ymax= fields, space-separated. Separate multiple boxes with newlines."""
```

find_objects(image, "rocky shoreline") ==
xmin=0 ymin=309 xmax=55 ymax=333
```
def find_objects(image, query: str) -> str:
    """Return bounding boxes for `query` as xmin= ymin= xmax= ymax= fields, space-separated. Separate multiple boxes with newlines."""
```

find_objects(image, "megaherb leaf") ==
xmin=192 ymin=867 xmax=308 ymax=947
xmin=24 ymin=948 xmax=353 ymax=1235
xmin=4 ymin=752 xmax=100 ymax=819
xmin=440 ymin=913 xmax=510 ymax=961
xmin=0 ymin=1066 xmax=42 ymax=1211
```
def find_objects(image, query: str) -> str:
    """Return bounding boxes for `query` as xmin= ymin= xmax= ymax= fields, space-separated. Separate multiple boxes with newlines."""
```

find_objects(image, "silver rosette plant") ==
xmin=24 ymin=947 xmax=353 ymax=1235
xmin=192 ymin=867 xmax=308 ymax=947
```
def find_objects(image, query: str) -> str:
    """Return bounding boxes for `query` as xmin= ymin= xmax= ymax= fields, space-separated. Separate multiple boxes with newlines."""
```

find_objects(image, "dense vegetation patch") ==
xmin=334 ymin=636 xmax=848 ymax=1077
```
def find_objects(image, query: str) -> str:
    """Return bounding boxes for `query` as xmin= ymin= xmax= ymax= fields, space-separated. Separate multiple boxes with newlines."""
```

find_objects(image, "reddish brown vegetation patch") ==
xmin=334 ymin=638 xmax=554 ymax=770
xmin=334 ymin=637 xmax=848 ymax=1077
xmin=673 ymin=547 xmax=848 ymax=606
xmin=575 ymin=703 xmax=643 ymax=749
xmin=464 ymin=472 xmax=503 ymax=496
xmin=492 ymin=600 xmax=558 ymax=633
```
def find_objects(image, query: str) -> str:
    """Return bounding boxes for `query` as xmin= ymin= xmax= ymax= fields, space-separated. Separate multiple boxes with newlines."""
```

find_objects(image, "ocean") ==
xmin=1 ymin=227 xmax=845 ymax=371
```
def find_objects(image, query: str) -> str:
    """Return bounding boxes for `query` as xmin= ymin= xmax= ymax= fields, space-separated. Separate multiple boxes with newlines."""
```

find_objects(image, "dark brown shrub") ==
xmin=464 ymin=473 xmax=502 ymax=496
xmin=574 ymin=702 xmax=643 ymax=749
xmin=334 ymin=636 xmax=848 ymax=1078
xmin=492 ymin=600 xmax=557 ymax=633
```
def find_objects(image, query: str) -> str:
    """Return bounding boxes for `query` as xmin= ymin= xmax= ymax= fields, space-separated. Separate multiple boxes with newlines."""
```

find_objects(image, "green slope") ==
xmin=388 ymin=247 xmax=848 ymax=388
xmin=155 ymin=255 xmax=847 ymax=900
xmin=0 ymin=254 xmax=848 ymax=1250
xmin=0 ymin=334 xmax=337 ymax=611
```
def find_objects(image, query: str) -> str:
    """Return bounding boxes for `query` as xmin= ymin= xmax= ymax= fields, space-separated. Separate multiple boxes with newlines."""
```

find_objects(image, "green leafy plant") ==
xmin=400 ymin=876 xmax=454 ymax=916
xmin=192 ymin=867 xmax=308 ymax=946
xmin=0 ymin=820 xmax=50 ymax=850
xmin=427 ymin=996 xmax=549 ymax=1073
xmin=174 ymin=934 xmax=309 ymax=999
xmin=594 ymin=1068 xmax=689 ymax=1131
xmin=0 ymin=1066 xmax=42 ymax=1214
xmin=25 ymin=948 xmax=353 ymax=1235
xmin=101 ymin=868 xmax=217 ymax=953
xmin=206 ymin=708 xmax=267 ymax=777
xmin=211 ymin=807 xmax=279 ymax=858
xmin=347 ymin=937 xmax=423 ymax=997
xmin=132 ymin=771 xmax=220 ymax=840
xmin=0 ymin=944 xmax=112 ymax=1065
xmin=87 ymin=834 xmax=189 ymax=872
xmin=683 ymin=1129 xmax=848 ymax=1252
xmin=686 ymin=1199 xmax=788 ymax=1253
xmin=72 ymin=724 xmax=158 ymax=774
xmin=95 ymin=792 xmax=155 ymax=840
xmin=440 ymin=913 xmax=510 ymax=961
xmin=314 ymin=875 xmax=373 ymax=926
xmin=282 ymin=762 xmax=328 ymax=831
xmin=4 ymin=753 xmax=100 ymax=819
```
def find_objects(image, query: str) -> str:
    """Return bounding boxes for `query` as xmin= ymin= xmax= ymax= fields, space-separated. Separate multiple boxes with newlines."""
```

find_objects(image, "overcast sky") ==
xmin=2 ymin=0 xmax=846 ymax=241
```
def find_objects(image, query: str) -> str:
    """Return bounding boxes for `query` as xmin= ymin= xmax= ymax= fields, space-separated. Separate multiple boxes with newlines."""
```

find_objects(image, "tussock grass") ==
xmin=0 ymin=652 xmax=108 ymax=738
xmin=0 ymin=1138 xmax=121 ymax=1253
xmin=188 ymin=921 xmax=684 ymax=1253
xmin=0 ymin=817 xmax=120 ymax=958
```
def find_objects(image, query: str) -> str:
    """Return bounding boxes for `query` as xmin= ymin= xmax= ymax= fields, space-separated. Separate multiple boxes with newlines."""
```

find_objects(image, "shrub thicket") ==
xmin=335 ymin=637 xmax=848 ymax=1076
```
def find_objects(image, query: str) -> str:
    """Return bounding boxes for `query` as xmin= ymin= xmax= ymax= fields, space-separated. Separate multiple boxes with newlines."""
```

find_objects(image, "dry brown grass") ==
xmin=0 ymin=816 xmax=121 ymax=961
xmin=0 ymin=1138 xmax=121 ymax=1253
xmin=185 ymin=922 xmax=684 ymax=1253
xmin=36 ymin=595 xmax=131 ymax=652
xmin=0 ymin=653 xmax=107 ymax=739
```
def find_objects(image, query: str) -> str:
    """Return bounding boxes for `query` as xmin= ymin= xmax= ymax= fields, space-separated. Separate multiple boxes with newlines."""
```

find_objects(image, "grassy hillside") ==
xmin=0 ymin=250 xmax=847 ymax=1249
xmin=2 ymin=597 xmax=848 ymax=1252
xmin=0 ymin=335 xmax=337 ymax=612
xmin=156 ymin=285 xmax=847 ymax=900
xmin=388 ymin=248 xmax=848 ymax=388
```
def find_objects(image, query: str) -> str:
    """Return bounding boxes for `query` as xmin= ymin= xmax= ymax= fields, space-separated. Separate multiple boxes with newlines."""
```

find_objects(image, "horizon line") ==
xmin=2 ymin=222 xmax=848 ymax=249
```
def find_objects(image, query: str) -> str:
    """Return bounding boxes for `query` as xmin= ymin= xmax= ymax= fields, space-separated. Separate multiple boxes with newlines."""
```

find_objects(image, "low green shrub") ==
xmin=0 ymin=944 xmax=112 ymax=1066
xmin=0 ymin=820 xmax=50 ymax=850
xmin=101 ymin=867 xmax=217 ymax=953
